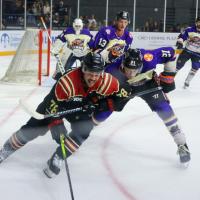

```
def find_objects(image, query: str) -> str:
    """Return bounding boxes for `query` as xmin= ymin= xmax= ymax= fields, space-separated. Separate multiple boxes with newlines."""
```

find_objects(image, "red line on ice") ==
xmin=0 ymin=87 xmax=38 ymax=127
xmin=101 ymin=115 xmax=148 ymax=200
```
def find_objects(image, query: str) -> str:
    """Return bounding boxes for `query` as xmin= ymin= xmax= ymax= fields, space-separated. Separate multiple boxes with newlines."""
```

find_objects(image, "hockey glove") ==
xmin=50 ymin=39 xmax=64 ymax=56
xmin=82 ymin=101 xmax=96 ymax=116
xmin=96 ymin=98 xmax=115 ymax=112
xmin=176 ymin=41 xmax=183 ymax=50
xmin=96 ymin=97 xmax=128 ymax=112
xmin=159 ymin=71 xmax=176 ymax=93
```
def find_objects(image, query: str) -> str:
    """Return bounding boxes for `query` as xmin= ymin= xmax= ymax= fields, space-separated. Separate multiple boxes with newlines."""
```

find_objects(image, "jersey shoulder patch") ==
xmin=105 ymin=28 xmax=111 ymax=35
xmin=143 ymin=53 xmax=154 ymax=62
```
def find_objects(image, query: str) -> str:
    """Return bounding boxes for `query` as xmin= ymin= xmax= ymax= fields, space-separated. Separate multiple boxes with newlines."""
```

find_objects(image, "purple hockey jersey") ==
xmin=104 ymin=47 xmax=176 ymax=87
xmin=139 ymin=47 xmax=176 ymax=73
xmin=93 ymin=25 xmax=133 ymax=63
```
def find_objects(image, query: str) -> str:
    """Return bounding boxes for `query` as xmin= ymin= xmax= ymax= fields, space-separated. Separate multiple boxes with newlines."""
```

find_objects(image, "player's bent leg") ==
xmin=0 ymin=117 xmax=49 ymax=164
xmin=153 ymin=101 xmax=190 ymax=163
xmin=176 ymin=50 xmax=190 ymax=71
xmin=184 ymin=68 xmax=198 ymax=89
xmin=0 ymin=133 xmax=22 ymax=164
xmin=0 ymin=129 xmax=34 ymax=164
xmin=183 ymin=53 xmax=200 ymax=88
xmin=176 ymin=50 xmax=191 ymax=88
xmin=44 ymin=119 xmax=94 ymax=178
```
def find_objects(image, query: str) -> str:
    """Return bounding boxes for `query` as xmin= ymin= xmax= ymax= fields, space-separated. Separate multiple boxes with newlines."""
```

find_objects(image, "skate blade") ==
xmin=43 ymin=168 xmax=54 ymax=178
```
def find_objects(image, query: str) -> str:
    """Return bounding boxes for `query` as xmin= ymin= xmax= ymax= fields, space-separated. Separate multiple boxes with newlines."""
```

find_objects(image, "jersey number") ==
xmin=98 ymin=38 xmax=107 ymax=48
xmin=49 ymin=100 xmax=58 ymax=113
xmin=161 ymin=50 xmax=171 ymax=58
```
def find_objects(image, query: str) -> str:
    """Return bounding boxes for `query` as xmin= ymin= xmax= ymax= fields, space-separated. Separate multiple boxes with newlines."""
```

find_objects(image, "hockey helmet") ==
xmin=116 ymin=11 xmax=130 ymax=23
xmin=82 ymin=52 xmax=105 ymax=73
xmin=73 ymin=18 xmax=83 ymax=32
xmin=123 ymin=49 xmax=143 ymax=70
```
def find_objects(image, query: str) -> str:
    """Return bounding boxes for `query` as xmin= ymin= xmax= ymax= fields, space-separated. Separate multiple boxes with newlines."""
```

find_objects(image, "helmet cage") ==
xmin=73 ymin=18 xmax=83 ymax=32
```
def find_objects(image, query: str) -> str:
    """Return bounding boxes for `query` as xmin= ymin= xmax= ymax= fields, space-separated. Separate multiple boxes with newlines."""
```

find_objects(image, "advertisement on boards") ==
xmin=0 ymin=30 xmax=179 ymax=56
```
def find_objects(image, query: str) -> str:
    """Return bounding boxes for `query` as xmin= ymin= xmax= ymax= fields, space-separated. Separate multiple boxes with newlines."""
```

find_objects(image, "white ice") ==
xmin=0 ymin=56 xmax=200 ymax=200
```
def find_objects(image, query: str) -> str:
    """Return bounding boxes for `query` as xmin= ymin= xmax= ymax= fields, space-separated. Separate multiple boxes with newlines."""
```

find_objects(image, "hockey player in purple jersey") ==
xmin=176 ymin=17 xmax=200 ymax=88
xmin=93 ymin=47 xmax=190 ymax=164
xmin=51 ymin=18 xmax=94 ymax=79
xmin=93 ymin=11 xmax=133 ymax=71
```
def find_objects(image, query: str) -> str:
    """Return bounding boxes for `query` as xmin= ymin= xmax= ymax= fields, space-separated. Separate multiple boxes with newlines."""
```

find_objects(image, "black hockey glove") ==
xmin=176 ymin=41 xmax=183 ymax=50
xmin=96 ymin=97 xmax=128 ymax=112
xmin=159 ymin=71 xmax=176 ymax=93
xmin=95 ymin=98 xmax=115 ymax=112
xmin=82 ymin=101 xmax=96 ymax=116
xmin=48 ymin=119 xmax=68 ymax=144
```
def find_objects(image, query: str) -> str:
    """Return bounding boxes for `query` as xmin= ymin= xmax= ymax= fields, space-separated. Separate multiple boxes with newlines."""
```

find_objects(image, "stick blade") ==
xmin=19 ymin=99 xmax=44 ymax=120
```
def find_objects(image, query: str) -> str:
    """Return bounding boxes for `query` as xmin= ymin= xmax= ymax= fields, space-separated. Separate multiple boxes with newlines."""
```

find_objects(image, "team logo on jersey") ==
xmin=71 ymin=97 xmax=83 ymax=102
xmin=144 ymin=53 xmax=153 ymax=61
xmin=105 ymin=29 xmax=111 ymax=35
xmin=71 ymin=39 xmax=84 ymax=50
xmin=72 ymin=39 xmax=84 ymax=47
xmin=108 ymin=43 xmax=125 ymax=57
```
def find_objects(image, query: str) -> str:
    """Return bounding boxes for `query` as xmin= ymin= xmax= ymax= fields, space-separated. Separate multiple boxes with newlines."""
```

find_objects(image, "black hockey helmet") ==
xmin=123 ymin=49 xmax=143 ymax=70
xmin=116 ymin=11 xmax=130 ymax=22
xmin=82 ymin=52 xmax=105 ymax=73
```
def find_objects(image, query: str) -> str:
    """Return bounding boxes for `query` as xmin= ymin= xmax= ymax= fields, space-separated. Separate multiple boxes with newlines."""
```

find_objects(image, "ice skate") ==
xmin=0 ymin=148 xmax=12 ymax=164
xmin=0 ymin=148 xmax=7 ymax=164
xmin=177 ymin=144 xmax=190 ymax=167
xmin=183 ymin=82 xmax=189 ymax=89
xmin=43 ymin=153 xmax=63 ymax=178
xmin=0 ymin=143 xmax=16 ymax=164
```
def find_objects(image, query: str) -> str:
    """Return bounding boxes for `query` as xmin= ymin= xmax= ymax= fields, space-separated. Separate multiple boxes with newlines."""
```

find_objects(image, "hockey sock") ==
xmin=167 ymin=124 xmax=186 ymax=145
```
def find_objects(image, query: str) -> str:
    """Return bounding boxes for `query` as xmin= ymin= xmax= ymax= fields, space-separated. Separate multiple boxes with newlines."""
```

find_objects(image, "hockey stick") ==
xmin=40 ymin=17 xmax=65 ymax=75
xmin=20 ymin=87 xmax=162 ymax=120
xmin=184 ymin=48 xmax=200 ymax=57
xmin=127 ymin=86 xmax=163 ymax=100
xmin=175 ymin=48 xmax=200 ymax=57
xmin=19 ymin=99 xmax=83 ymax=120
xmin=60 ymin=134 xmax=75 ymax=200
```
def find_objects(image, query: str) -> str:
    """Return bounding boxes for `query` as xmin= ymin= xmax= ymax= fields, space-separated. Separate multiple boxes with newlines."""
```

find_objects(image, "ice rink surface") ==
xmin=0 ymin=56 xmax=200 ymax=200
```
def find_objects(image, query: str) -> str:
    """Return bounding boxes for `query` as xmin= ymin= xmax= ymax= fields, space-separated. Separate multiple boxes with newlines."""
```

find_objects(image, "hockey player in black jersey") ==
xmin=0 ymin=52 xmax=130 ymax=178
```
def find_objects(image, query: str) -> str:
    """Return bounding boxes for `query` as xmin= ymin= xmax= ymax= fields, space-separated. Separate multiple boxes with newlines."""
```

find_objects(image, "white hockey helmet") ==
xmin=73 ymin=18 xmax=83 ymax=32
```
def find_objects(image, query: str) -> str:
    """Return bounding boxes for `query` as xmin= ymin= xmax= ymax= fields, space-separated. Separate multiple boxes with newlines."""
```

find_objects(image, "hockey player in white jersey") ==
xmin=51 ymin=18 xmax=94 ymax=80
xmin=176 ymin=17 xmax=200 ymax=88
